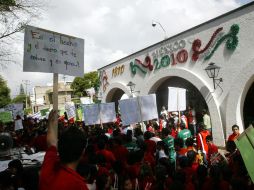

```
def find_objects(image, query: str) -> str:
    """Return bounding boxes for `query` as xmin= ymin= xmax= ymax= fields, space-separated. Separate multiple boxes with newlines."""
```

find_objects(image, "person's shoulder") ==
xmin=63 ymin=168 xmax=89 ymax=189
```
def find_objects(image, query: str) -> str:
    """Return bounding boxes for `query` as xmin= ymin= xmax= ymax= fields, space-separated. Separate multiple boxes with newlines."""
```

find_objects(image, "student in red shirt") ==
xmin=39 ymin=110 xmax=88 ymax=190
xmin=227 ymin=124 xmax=240 ymax=141
xmin=205 ymin=135 xmax=218 ymax=165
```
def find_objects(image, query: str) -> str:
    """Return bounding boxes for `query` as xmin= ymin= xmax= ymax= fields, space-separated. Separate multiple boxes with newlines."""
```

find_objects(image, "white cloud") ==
xmin=0 ymin=0 xmax=252 ymax=97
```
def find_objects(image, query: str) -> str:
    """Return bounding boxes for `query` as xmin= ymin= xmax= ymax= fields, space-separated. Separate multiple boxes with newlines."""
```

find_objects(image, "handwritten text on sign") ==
xmin=23 ymin=25 xmax=84 ymax=76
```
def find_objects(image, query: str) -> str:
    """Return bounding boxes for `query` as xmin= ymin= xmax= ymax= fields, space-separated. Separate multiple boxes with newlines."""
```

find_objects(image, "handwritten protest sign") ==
xmin=23 ymin=25 xmax=84 ymax=76
xmin=0 ymin=111 xmax=13 ymax=123
xmin=65 ymin=102 xmax=76 ymax=119
xmin=100 ymin=102 xmax=116 ymax=123
xmin=5 ymin=103 xmax=24 ymax=119
xmin=82 ymin=104 xmax=100 ymax=125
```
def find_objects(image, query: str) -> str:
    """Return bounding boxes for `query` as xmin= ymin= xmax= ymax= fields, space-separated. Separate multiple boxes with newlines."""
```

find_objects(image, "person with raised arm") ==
xmin=39 ymin=110 xmax=88 ymax=190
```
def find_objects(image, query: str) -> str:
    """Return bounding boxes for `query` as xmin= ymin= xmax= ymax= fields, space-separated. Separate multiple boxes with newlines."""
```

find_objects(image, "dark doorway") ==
xmin=155 ymin=76 xmax=208 ymax=123
xmin=106 ymin=88 xmax=125 ymax=113
xmin=243 ymin=82 xmax=254 ymax=129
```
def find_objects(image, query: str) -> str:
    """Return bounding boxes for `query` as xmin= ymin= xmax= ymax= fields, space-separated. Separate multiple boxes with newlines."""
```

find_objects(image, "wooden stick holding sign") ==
xmin=53 ymin=73 xmax=58 ymax=111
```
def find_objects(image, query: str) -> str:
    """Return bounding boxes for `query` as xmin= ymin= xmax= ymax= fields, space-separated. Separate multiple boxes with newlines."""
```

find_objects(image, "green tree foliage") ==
xmin=0 ymin=75 xmax=11 ymax=107
xmin=0 ymin=0 xmax=45 ymax=65
xmin=71 ymin=71 xmax=100 ymax=97
xmin=12 ymin=94 xmax=30 ymax=107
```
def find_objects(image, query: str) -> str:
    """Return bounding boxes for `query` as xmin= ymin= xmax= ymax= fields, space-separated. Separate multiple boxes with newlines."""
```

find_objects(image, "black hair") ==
xmin=186 ymin=150 xmax=197 ymax=164
xmin=8 ymin=159 xmax=23 ymax=174
xmin=144 ymin=131 xmax=152 ymax=140
xmin=179 ymin=122 xmax=186 ymax=130
xmin=97 ymin=140 xmax=106 ymax=150
xmin=185 ymin=137 xmax=194 ymax=147
xmin=162 ymin=128 xmax=170 ymax=136
xmin=174 ymin=138 xmax=184 ymax=148
xmin=231 ymin=124 xmax=239 ymax=130
xmin=226 ymin=140 xmax=236 ymax=153
xmin=58 ymin=126 xmax=86 ymax=164
xmin=206 ymin=135 xmax=213 ymax=142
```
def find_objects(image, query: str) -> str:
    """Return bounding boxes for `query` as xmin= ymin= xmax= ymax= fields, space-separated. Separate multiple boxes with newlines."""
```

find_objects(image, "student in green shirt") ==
xmin=161 ymin=128 xmax=176 ymax=166
xmin=177 ymin=123 xmax=192 ymax=147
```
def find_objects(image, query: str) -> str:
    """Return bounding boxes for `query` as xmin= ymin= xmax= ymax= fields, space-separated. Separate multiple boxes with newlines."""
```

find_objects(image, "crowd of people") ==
xmin=0 ymin=106 xmax=252 ymax=190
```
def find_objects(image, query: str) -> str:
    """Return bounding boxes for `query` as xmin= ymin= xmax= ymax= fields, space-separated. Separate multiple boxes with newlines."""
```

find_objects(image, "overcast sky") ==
xmin=0 ymin=0 xmax=252 ymax=97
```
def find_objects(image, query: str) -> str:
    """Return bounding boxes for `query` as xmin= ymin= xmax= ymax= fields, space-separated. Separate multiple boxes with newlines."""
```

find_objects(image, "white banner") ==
xmin=82 ymin=104 xmax=100 ymax=125
xmin=100 ymin=102 xmax=116 ymax=123
xmin=168 ymin=87 xmax=178 ymax=112
xmin=168 ymin=87 xmax=186 ymax=112
xmin=177 ymin=88 xmax=186 ymax=111
xmin=139 ymin=94 xmax=158 ymax=121
xmin=80 ymin=97 xmax=93 ymax=104
xmin=23 ymin=25 xmax=84 ymax=76
xmin=14 ymin=119 xmax=23 ymax=131
xmin=30 ymin=112 xmax=42 ymax=120
xmin=119 ymin=98 xmax=141 ymax=126
xmin=65 ymin=102 xmax=76 ymax=119
xmin=5 ymin=103 xmax=24 ymax=119
xmin=86 ymin=87 xmax=96 ymax=96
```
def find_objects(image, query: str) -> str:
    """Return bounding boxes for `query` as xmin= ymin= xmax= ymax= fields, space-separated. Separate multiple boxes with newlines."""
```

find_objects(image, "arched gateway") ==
xmin=98 ymin=2 xmax=254 ymax=147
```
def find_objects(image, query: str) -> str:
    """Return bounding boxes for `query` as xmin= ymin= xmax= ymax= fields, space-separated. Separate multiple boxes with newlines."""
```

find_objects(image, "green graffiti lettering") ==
xmin=205 ymin=24 xmax=239 ymax=60
xmin=130 ymin=62 xmax=147 ymax=75
xmin=161 ymin=55 xmax=170 ymax=67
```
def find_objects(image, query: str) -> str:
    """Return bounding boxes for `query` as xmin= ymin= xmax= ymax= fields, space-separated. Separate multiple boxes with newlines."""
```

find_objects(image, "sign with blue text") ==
xmin=23 ymin=25 xmax=84 ymax=76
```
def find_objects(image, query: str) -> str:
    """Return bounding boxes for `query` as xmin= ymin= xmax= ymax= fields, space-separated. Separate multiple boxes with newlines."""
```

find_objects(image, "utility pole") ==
xmin=22 ymin=80 xmax=30 ymax=109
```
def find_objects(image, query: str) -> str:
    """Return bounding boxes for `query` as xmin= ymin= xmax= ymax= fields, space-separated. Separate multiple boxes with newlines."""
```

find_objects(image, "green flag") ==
xmin=234 ymin=126 xmax=254 ymax=183
xmin=76 ymin=107 xmax=83 ymax=121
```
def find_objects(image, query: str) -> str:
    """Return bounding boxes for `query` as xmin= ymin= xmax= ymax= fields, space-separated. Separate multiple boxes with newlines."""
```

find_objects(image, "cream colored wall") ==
xmin=98 ymin=4 xmax=254 ymax=146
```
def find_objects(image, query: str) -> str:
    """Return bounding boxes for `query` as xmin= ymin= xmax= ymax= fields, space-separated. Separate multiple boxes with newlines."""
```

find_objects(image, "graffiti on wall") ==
xmin=129 ymin=24 xmax=239 ymax=75
xmin=100 ymin=70 xmax=109 ymax=92
xmin=112 ymin=65 xmax=125 ymax=77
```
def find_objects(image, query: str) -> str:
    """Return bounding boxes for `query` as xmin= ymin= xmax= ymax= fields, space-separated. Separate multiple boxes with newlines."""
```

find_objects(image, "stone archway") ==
xmin=225 ymin=60 xmax=254 ymax=137
xmin=103 ymin=82 xmax=131 ymax=111
xmin=143 ymin=68 xmax=225 ymax=146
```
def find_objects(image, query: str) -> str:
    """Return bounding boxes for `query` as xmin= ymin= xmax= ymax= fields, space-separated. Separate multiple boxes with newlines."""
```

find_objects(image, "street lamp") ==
xmin=205 ymin=62 xmax=223 ymax=90
xmin=152 ymin=20 xmax=167 ymax=39
xmin=126 ymin=81 xmax=136 ymax=94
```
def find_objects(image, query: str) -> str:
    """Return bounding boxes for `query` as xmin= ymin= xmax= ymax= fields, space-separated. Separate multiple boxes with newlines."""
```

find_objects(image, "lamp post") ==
xmin=152 ymin=20 xmax=167 ymax=39
xmin=205 ymin=62 xmax=223 ymax=90
xmin=126 ymin=81 xmax=136 ymax=95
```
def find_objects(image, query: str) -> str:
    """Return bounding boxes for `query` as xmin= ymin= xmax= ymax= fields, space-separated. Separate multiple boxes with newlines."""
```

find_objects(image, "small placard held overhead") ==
xmin=139 ymin=94 xmax=158 ymax=121
xmin=168 ymin=87 xmax=186 ymax=112
xmin=100 ymin=103 xmax=116 ymax=123
xmin=82 ymin=104 xmax=100 ymax=125
xmin=23 ymin=25 xmax=84 ymax=76
xmin=119 ymin=94 xmax=158 ymax=126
